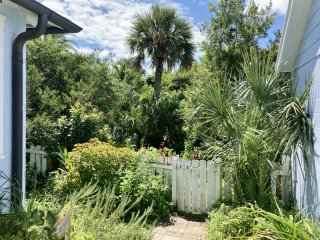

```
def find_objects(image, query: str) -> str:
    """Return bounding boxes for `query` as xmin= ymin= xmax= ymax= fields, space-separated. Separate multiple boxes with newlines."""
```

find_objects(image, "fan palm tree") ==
xmin=127 ymin=4 xmax=195 ymax=99
xmin=187 ymin=49 xmax=312 ymax=208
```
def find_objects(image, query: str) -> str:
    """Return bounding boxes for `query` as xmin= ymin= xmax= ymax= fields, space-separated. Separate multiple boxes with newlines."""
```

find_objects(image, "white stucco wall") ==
xmin=292 ymin=0 xmax=320 ymax=218
xmin=0 ymin=3 xmax=26 ymax=211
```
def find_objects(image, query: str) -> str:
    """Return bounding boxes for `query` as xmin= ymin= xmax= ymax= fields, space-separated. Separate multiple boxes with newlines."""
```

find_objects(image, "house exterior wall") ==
xmin=0 ymin=3 xmax=26 ymax=210
xmin=292 ymin=0 xmax=320 ymax=218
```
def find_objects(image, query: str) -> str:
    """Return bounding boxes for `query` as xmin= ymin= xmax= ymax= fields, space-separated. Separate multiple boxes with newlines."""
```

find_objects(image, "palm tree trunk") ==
xmin=154 ymin=59 xmax=163 ymax=99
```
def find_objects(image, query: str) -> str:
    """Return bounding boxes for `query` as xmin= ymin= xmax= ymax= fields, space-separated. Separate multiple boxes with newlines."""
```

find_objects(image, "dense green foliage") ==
xmin=202 ymin=0 xmax=276 ymax=76
xmin=26 ymin=35 xmax=189 ymax=154
xmin=0 ymin=184 xmax=152 ymax=240
xmin=27 ymin=36 xmax=114 ymax=153
xmin=120 ymin=167 xmax=173 ymax=219
xmin=56 ymin=102 xmax=109 ymax=150
xmin=53 ymin=139 xmax=137 ymax=194
xmin=186 ymin=50 xmax=311 ymax=208
xmin=206 ymin=203 xmax=320 ymax=240
xmin=51 ymin=140 xmax=173 ymax=219
xmin=26 ymin=1 xmax=281 ymax=156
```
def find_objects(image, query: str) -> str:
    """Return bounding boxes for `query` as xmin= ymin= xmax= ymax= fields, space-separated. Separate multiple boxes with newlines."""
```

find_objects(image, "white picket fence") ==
xmin=26 ymin=145 xmax=48 ymax=174
xmin=147 ymin=155 xmax=291 ymax=213
xmin=173 ymin=158 xmax=221 ymax=213
xmin=271 ymin=156 xmax=291 ymax=204
xmin=25 ymin=146 xmax=291 ymax=213
xmin=147 ymin=156 xmax=221 ymax=212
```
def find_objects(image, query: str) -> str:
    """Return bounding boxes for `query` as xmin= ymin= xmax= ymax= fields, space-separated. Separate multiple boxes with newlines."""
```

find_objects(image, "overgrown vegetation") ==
xmin=51 ymin=139 xmax=172 ymax=220
xmin=0 ymin=184 xmax=152 ymax=240
xmin=186 ymin=50 xmax=312 ymax=209
xmin=5 ymin=0 xmax=317 ymax=238
xmin=206 ymin=203 xmax=320 ymax=240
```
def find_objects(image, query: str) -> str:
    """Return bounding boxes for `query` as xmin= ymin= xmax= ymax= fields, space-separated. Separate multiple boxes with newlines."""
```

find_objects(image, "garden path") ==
xmin=153 ymin=216 xmax=206 ymax=240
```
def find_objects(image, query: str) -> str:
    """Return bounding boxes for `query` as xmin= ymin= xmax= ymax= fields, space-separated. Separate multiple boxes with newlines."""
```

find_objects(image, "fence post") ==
xmin=41 ymin=146 xmax=47 ymax=174
xmin=199 ymin=160 xmax=207 ymax=213
xmin=177 ymin=158 xmax=185 ymax=211
xmin=29 ymin=144 xmax=36 ymax=168
xmin=191 ymin=160 xmax=200 ymax=211
xmin=281 ymin=156 xmax=291 ymax=205
xmin=184 ymin=160 xmax=192 ymax=212
xmin=172 ymin=156 xmax=177 ymax=205
xmin=214 ymin=159 xmax=221 ymax=202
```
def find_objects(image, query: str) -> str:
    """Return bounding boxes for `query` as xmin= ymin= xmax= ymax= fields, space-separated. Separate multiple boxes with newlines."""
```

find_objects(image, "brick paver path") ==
xmin=153 ymin=216 xmax=206 ymax=240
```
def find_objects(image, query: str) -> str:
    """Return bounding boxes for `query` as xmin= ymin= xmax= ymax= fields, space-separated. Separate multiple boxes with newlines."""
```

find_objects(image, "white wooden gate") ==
xmin=145 ymin=156 xmax=222 ymax=213
xmin=26 ymin=145 xmax=47 ymax=174
xmin=148 ymin=156 xmax=291 ymax=213
xmin=172 ymin=158 xmax=221 ymax=213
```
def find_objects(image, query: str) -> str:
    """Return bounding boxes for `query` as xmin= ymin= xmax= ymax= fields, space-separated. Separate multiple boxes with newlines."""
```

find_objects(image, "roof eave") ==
xmin=9 ymin=0 xmax=82 ymax=34
xmin=276 ymin=0 xmax=312 ymax=72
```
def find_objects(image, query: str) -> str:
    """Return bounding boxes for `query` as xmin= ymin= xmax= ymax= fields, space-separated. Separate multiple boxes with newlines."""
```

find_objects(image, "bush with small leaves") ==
xmin=53 ymin=139 xmax=138 ymax=195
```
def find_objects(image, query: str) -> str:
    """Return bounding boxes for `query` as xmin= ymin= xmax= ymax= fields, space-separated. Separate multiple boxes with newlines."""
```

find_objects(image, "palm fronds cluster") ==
xmin=189 ymin=50 xmax=312 ymax=208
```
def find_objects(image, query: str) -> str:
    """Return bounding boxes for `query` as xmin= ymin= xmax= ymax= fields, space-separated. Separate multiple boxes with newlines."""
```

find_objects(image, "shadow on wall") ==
xmin=292 ymin=97 xmax=320 ymax=219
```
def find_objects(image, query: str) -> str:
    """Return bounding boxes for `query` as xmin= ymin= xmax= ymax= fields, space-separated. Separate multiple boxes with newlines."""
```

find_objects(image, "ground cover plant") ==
xmin=205 ymin=202 xmax=320 ymax=240
xmin=0 ymin=184 xmax=153 ymax=240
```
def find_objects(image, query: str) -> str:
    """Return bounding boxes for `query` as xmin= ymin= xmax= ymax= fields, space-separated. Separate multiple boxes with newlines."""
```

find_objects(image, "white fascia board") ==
xmin=276 ymin=0 xmax=313 ymax=72
xmin=3 ymin=0 xmax=62 ymax=30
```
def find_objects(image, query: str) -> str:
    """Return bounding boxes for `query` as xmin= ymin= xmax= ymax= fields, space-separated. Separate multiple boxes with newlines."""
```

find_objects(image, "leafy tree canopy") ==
xmin=202 ymin=0 xmax=275 ymax=76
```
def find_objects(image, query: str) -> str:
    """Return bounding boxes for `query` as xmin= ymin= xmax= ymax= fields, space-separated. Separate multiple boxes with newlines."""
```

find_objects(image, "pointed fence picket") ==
xmin=26 ymin=145 xmax=47 ymax=174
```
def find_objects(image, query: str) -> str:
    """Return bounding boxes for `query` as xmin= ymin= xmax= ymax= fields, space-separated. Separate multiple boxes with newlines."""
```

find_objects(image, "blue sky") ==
xmin=39 ymin=0 xmax=289 ymax=60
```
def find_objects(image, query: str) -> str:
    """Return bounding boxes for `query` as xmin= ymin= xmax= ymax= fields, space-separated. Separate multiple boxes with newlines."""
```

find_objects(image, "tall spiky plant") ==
xmin=127 ymin=4 xmax=195 ymax=99
xmin=188 ymin=49 xmax=312 ymax=208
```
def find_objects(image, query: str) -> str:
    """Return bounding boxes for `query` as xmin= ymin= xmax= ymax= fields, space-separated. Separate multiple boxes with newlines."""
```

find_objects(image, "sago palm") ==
xmin=127 ymin=4 xmax=195 ymax=99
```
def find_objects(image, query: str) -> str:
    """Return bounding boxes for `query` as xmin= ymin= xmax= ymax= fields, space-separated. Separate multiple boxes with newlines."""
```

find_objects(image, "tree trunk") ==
xmin=154 ymin=59 xmax=163 ymax=99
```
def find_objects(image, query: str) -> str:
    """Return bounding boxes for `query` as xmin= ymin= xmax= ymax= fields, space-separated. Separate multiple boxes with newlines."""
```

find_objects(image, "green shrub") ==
xmin=0 ymin=198 xmax=60 ymax=240
xmin=120 ymin=167 xmax=173 ymax=220
xmin=53 ymin=139 xmax=137 ymax=194
xmin=206 ymin=204 xmax=255 ymax=239
xmin=205 ymin=203 xmax=320 ymax=240
xmin=56 ymin=102 xmax=109 ymax=150
xmin=26 ymin=163 xmax=49 ymax=193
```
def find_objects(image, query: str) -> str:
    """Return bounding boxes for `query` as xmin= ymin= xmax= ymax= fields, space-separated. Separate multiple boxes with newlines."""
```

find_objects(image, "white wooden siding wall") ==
xmin=292 ymin=0 xmax=320 ymax=217
xmin=0 ymin=15 xmax=5 ymax=160
xmin=0 ymin=4 xmax=26 ymax=211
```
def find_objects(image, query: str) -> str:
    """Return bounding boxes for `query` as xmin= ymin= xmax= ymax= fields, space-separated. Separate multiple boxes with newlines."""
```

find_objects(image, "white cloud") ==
xmin=252 ymin=0 xmax=289 ymax=15
xmin=38 ymin=0 xmax=204 ymax=60
xmin=192 ymin=0 xmax=206 ymax=7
